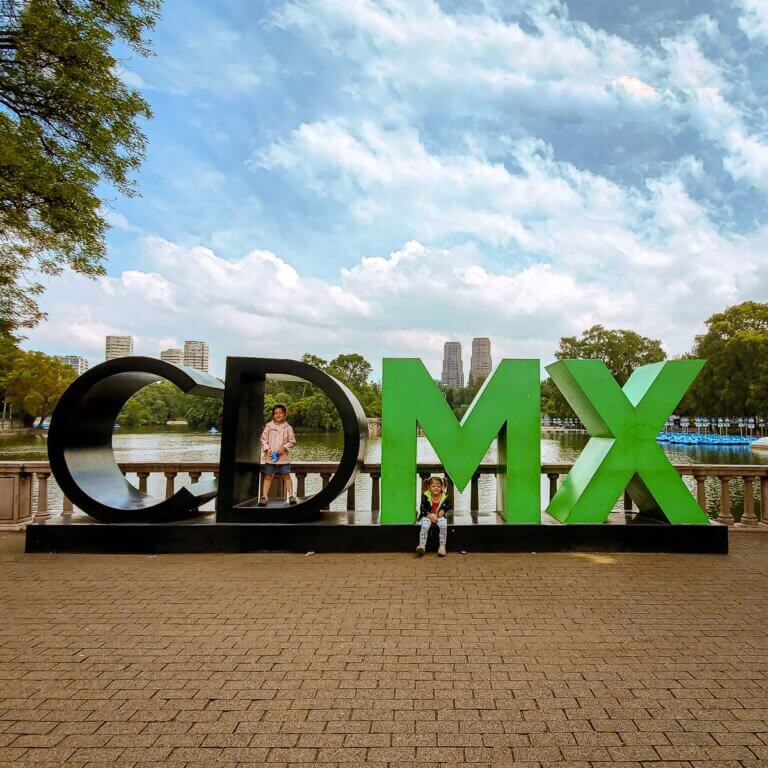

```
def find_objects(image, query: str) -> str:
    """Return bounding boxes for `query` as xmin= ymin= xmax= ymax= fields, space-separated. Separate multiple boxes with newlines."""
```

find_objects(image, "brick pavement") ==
xmin=1 ymin=530 xmax=767 ymax=767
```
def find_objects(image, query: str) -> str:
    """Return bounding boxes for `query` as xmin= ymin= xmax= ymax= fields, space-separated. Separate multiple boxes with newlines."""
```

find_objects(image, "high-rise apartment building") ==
xmin=56 ymin=355 xmax=89 ymax=376
xmin=160 ymin=348 xmax=184 ymax=366
xmin=441 ymin=341 xmax=464 ymax=388
xmin=469 ymin=337 xmax=492 ymax=383
xmin=183 ymin=340 xmax=209 ymax=373
xmin=105 ymin=335 xmax=133 ymax=360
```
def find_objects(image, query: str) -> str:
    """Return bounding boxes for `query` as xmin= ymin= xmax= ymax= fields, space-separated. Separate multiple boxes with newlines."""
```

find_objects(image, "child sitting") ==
xmin=417 ymin=476 xmax=451 ymax=557
xmin=258 ymin=403 xmax=297 ymax=505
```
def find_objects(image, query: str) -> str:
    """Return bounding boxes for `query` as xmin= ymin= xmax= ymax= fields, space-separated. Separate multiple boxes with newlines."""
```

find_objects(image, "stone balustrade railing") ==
xmin=2 ymin=460 xmax=767 ymax=527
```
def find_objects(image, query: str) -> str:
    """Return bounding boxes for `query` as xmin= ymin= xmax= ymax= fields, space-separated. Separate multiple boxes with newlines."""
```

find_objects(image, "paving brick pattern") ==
xmin=1 ymin=530 xmax=767 ymax=767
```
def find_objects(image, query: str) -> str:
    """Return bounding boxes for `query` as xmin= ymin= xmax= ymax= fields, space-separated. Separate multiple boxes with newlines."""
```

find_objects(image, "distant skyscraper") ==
xmin=183 ymin=340 xmax=209 ymax=373
xmin=56 ymin=355 xmax=89 ymax=376
xmin=469 ymin=337 xmax=492 ymax=383
xmin=441 ymin=341 xmax=464 ymax=388
xmin=160 ymin=347 xmax=184 ymax=366
xmin=105 ymin=335 xmax=133 ymax=360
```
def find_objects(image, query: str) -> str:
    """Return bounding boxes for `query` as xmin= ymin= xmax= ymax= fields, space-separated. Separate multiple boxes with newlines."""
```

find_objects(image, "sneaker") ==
xmin=257 ymin=497 xmax=268 ymax=506
xmin=437 ymin=544 xmax=447 ymax=557
xmin=288 ymin=495 xmax=297 ymax=505
xmin=416 ymin=545 xmax=425 ymax=557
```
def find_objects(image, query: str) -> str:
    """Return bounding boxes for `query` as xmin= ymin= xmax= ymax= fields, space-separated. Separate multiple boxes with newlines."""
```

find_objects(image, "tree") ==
xmin=115 ymin=380 xmax=209 ymax=427
xmin=0 ymin=0 xmax=159 ymax=337
xmin=326 ymin=353 xmax=372 ymax=391
xmin=684 ymin=301 xmax=768 ymax=417
xmin=185 ymin=397 xmax=222 ymax=431
xmin=2 ymin=349 xmax=74 ymax=420
xmin=0 ymin=333 xmax=20 ymax=418
xmin=555 ymin=325 xmax=666 ymax=385
xmin=543 ymin=325 xmax=667 ymax=419
xmin=300 ymin=353 xmax=327 ymax=371
xmin=541 ymin=377 xmax=573 ymax=420
xmin=290 ymin=390 xmax=341 ymax=431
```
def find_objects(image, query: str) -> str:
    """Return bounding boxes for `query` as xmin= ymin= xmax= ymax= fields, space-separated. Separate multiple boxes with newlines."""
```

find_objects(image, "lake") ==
xmin=3 ymin=427 xmax=765 ymax=516
xmin=2 ymin=425 xmax=765 ymax=465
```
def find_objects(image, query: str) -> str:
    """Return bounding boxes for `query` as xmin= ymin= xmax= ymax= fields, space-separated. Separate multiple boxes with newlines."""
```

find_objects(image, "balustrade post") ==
xmin=137 ymin=471 xmax=149 ymax=493
xmin=164 ymin=471 xmax=177 ymax=499
xmin=761 ymin=477 xmax=768 ymax=527
xmin=694 ymin=474 xmax=707 ymax=513
xmin=61 ymin=495 xmax=73 ymax=518
xmin=471 ymin=474 xmax=480 ymax=511
xmin=32 ymin=471 xmax=51 ymax=523
xmin=370 ymin=472 xmax=380 ymax=512
xmin=296 ymin=472 xmax=306 ymax=498
xmin=717 ymin=476 xmax=734 ymax=525
xmin=446 ymin=477 xmax=455 ymax=509
xmin=346 ymin=484 xmax=356 ymax=511
xmin=418 ymin=472 xmax=430 ymax=492
xmin=547 ymin=473 xmax=559 ymax=502
xmin=739 ymin=476 xmax=758 ymax=526
xmin=17 ymin=470 xmax=32 ymax=522
xmin=320 ymin=472 xmax=331 ymax=489
xmin=623 ymin=490 xmax=632 ymax=512
xmin=189 ymin=471 xmax=201 ymax=484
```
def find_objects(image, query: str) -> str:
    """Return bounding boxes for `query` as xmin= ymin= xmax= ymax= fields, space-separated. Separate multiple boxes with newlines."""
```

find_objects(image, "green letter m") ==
xmin=380 ymin=359 xmax=540 ymax=524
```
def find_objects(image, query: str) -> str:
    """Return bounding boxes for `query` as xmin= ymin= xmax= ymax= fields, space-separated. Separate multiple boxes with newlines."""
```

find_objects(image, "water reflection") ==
xmin=3 ymin=426 xmax=765 ymax=516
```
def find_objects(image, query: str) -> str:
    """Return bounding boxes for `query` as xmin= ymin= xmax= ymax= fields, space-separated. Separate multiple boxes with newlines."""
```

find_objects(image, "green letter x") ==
xmin=546 ymin=359 xmax=708 ymax=525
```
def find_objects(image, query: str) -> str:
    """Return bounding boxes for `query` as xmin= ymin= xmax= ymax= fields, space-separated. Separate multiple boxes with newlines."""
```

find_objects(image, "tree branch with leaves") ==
xmin=0 ymin=0 xmax=159 ymax=338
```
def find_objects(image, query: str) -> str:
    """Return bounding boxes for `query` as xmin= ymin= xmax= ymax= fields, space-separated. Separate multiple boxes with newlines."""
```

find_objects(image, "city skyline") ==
xmin=160 ymin=347 xmax=183 ymax=366
xmin=62 ymin=335 xmax=498 ymax=382
xmin=441 ymin=337 xmax=494 ymax=388
xmin=99 ymin=337 xmax=210 ymax=372
xmin=469 ymin=337 xmax=493 ymax=384
xmin=105 ymin=335 xmax=133 ymax=361
xmin=182 ymin=340 xmax=209 ymax=373
xmin=55 ymin=355 xmax=89 ymax=377
xmin=441 ymin=341 xmax=464 ymax=388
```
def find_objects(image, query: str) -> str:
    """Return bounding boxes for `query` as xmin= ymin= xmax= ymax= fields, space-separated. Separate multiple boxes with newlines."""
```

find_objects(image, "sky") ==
xmin=25 ymin=0 xmax=768 ymax=379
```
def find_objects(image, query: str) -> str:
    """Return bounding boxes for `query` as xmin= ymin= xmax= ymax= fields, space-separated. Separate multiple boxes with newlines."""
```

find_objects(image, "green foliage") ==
xmin=185 ymin=397 xmax=222 ymax=431
xmin=0 ymin=333 xmax=20 ymax=397
xmin=540 ymin=376 xmax=573 ymax=419
xmin=555 ymin=325 xmax=666 ymax=385
xmin=260 ymin=352 xmax=381 ymax=430
xmin=115 ymin=352 xmax=381 ymax=431
xmin=543 ymin=325 xmax=667 ymax=419
xmin=0 ymin=0 xmax=159 ymax=337
xmin=116 ymin=380 xmax=191 ymax=427
xmin=1 ymin=347 xmax=75 ymax=419
xmin=438 ymin=376 xmax=484 ymax=420
xmin=684 ymin=301 xmax=768 ymax=417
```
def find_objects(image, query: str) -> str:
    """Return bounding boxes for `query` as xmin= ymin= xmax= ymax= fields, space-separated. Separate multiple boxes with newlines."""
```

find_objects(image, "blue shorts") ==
xmin=261 ymin=463 xmax=291 ymax=475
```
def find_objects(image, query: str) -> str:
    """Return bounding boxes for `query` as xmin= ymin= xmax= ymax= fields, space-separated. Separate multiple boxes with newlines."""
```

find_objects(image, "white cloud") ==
xmin=113 ymin=66 xmax=146 ymax=90
xmin=119 ymin=270 xmax=177 ymax=308
xmin=270 ymin=0 xmax=768 ymax=197
xmin=662 ymin=31 xmax=768 ymax=192
xmin=24 ymin=2 xmax=768 ymax=381
xmin=737 ymin=0 xmax=768 ymax=43
xmin=614 ymin=75 xmax=659 ymax=100
xmin=272 ymin=0 xmax=662 ymax=124
xmin=26 ymin=165 xmax=768 ymax=378
xmin=259 ymin=121 xmax=627 ymax=248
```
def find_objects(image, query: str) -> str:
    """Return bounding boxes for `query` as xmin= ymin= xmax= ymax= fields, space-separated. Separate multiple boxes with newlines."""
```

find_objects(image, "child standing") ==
xmin=417 ymin=476 xmax=451 ymax=557
xmin=258 ymin=403 xmax=297 ymax=505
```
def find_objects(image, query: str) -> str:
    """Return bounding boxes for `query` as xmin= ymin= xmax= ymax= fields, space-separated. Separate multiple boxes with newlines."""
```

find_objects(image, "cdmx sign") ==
xmin=47 ymin=355 xmax=709 ymax=526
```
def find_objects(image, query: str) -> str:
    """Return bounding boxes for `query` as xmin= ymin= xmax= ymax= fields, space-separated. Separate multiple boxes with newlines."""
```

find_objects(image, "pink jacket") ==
xmin=260 ymin=420 xmax=296 ymax=464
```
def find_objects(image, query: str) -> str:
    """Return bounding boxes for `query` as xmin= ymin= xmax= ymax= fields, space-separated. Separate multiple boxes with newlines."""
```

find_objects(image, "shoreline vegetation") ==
xmin=1 ymin=303 xmax=768 ymax=431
